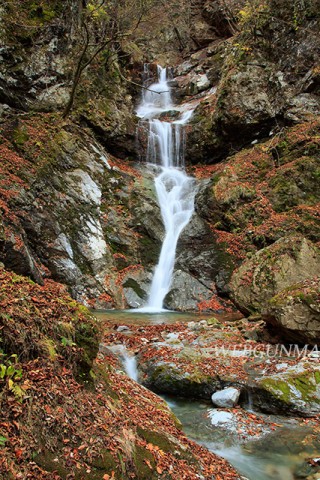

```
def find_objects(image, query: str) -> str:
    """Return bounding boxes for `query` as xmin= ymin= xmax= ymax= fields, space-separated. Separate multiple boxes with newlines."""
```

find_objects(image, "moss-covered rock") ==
xmin=141 ymin=361 xmax=222 ymax=399
xmin=263 ymin=276 xmax=320 ymax=344
xmin=0 ymin=266 xmax=99 ymax=377
xmin=229 ymin=236 xmax=320 ymax=315
xmin=256 ymin=362 xmax=320 ymax=416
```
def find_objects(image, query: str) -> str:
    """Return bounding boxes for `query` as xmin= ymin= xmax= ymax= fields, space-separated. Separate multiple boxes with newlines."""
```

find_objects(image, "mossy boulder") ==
xmin=229 ymin=235 xmax=320 ymax=315
xmin=141 ymin=361 xmax=222 ymax=399
xmin=255 ymin=362 xmax=320 ymax=416
xmin=263 ymin=277 xmax=320 ymax=344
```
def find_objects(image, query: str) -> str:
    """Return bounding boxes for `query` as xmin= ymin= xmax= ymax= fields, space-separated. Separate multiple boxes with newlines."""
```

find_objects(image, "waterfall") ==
xmin=123 ymin=351 xmax=139 ymax=382
xmin=107 ymin=344 xmax=139 ymax=381
xmin=136 ymin=65 xmax=196 ymax=312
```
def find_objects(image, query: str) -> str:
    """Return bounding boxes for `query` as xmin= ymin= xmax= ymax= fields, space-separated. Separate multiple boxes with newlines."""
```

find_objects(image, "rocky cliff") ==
xmin=0 ymin=0 xmax=320 ymax=477
xmin=0 ymin=0 xmax=319 ymax=333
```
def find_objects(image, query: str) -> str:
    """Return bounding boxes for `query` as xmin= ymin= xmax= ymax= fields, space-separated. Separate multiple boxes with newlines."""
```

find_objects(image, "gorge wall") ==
xmin=0 ymin=1 xmax=320 ymax=478
xmin=0 ymin=0 xmax=319 ymax=339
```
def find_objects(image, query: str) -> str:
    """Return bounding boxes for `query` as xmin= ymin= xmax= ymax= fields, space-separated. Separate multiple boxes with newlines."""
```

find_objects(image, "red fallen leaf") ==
xmin=15 ymin=448 xmax=24 ymax=459
xmin=156 ymin=466 xmax=163 ymax=474
xmin=31 ymin=297 xmax=41 ymax=303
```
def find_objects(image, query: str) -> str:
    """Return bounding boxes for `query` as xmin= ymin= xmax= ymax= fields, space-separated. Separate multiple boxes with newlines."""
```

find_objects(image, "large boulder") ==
xmin=263 ymin=277 xmax=320 ymax=344
xmin=255 ymin=362 xmax=320 ymax=417
xmin=164 ymin=269 xmax=216 ymax=311
xmin=122 ymin=268 xmax=152 ymax=308
xmin=141 ymin=361 xmax=222 ymax=399
xmin=230 ymin=236 xmax=320 ymax=315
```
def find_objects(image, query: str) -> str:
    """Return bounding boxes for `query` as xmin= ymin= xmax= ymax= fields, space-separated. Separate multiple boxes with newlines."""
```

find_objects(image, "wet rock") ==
xmin=209 ymin=410 xmax=235 ymax=425
xmin=255 ymin=362 xmax=320 ymax=416
xmin=141 ymin=361 xmax=221 ymax=399
xmin=122 ymin=269 xmax=152 ymax=308
xmin=0 ymin=231 xmax=43 ymax=284
xmin=211 ymin=387 xmax=241 ymax=407
xmin=117 ymin=325 xmax=131 ymax=333
xmin=176 ymin=206 xmax=234 ymax=295
xmin=164 ymin=269 xmax=215 ymax=311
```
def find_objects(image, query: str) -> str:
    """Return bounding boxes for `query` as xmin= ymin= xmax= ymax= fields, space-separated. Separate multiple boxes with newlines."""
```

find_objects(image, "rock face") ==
xmin=0 ymin=0 xmax=319 ymax=334
xmin=185 ymin=0 xmax=320 ymax=162
xmin=263 ymin=277 xmax=320 ymax=344
xmin=164 ymin=270 xmax=215 ymax=311
xmin=230 ymin=236 xmax=320 ymax=315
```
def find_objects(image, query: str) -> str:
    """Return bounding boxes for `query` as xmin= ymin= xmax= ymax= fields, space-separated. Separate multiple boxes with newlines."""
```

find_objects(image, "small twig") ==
xmin=117 ymin=69 xmax=169 ymax=95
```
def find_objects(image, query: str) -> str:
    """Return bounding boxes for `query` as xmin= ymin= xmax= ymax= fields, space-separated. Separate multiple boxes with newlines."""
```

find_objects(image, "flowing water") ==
xmin=161 ymin=395 xmax=320 ymax=480
xmin=99 ymin=65 xmax=320 ymax=479
xmin=136 ymin=65 xmax=196 ymax=312
xmin=97 ymin=308 xmax=320 ymax=480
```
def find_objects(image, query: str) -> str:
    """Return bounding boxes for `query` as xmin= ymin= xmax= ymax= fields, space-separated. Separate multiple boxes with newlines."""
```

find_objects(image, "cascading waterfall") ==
xmin=136 ymin=65 xmax=196 ymax=312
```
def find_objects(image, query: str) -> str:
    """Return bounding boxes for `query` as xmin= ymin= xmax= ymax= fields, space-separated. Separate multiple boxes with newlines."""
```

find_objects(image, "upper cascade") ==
xmin=134 ymin=64 xmax=196 ymax=312
xmin=136 ymin=64 xmax=193 ymax=169
xmin=136 ymin=65 xmax=173 ymax=119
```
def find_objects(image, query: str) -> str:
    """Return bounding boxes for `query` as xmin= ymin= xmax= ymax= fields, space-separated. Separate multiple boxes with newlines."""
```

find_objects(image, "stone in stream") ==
xmin=209 ymin=410 xmax=234 ymax=426
xmin=255 ymin=361 xmax=320 ymax=416
xmin=211 ymin=387 xmax=241 ymax=408
xmin=117 ymin=325 xmax=131 ymax=332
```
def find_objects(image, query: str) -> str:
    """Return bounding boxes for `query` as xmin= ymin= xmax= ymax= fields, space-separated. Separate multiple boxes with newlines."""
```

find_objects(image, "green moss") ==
xmin=36 ymin=448 xmax=120 ymax=480
xmin=75 ymin=321 xmax=100 ymax=368
xmin=40 ymin=338 xmax=57 ymax=360
xmin=136 ymin=426 xmax=198 ymax=468
xmin=260 ymin=377 xmax=292 ymax=403
xmin=297 ymin=292 xmax=317 ymax=306
xmin=137 ymin=426 xmax=176 ymax=453
xmin=35 ymin=450 xmax=69 ymax=478
xmin=206 ymin=317 xmax=221 ymax=325
xmin=91 ymin=449 xmax=119 ymax=471
xmin=13 ymin=125 xmax=29 ymax=147
xmin=133 ymin=444 xmax=157 ymax=479
xmin=261 ymin=370 xmax=320 ymax=405
xmin=92 ymin=363 xmax=120 ymax=400
xmin=137 ymin=236 xmax=160 ymax=266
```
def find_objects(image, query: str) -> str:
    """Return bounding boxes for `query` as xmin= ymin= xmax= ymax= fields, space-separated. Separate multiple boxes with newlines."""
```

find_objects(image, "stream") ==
xmin=96 ymin=309 xmax=320 ymax=480
xmin=162 ymin=394 xmax=319 ymax=480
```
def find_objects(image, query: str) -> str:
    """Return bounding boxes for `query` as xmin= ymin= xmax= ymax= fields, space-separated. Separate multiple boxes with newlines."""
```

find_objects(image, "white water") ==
xmin=107 ymin=344 xmax=139 ymax=381
xmin=123 ymin=351 xmax=139 ymax=382
xmin=136 ymin=65 xmax=196 ymax=312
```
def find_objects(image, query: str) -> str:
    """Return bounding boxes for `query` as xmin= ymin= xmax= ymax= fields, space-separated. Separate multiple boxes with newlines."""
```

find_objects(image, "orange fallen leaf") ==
xmin=144 ymin=459 xmax=153 ymax=469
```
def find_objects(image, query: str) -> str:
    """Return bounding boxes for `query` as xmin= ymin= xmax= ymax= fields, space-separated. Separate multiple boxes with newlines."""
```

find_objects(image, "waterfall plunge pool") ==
xmin=93 ymin=308 xmax=237 ymax=326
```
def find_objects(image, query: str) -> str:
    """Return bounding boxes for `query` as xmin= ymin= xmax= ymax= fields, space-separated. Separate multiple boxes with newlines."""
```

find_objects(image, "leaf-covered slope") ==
xmin=0 ymin=266 xmax=240 ymax=479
